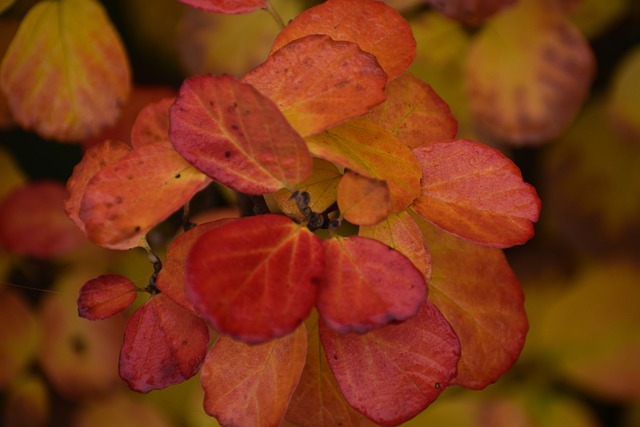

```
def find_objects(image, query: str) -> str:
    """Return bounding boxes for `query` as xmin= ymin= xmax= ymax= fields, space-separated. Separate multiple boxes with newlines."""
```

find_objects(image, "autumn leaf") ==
xmin=77 ymin=274 xmax=138 ymax=320
xmin=243 ymin=35 xmax=387 ymax=137
xmin=0 ymin=0 xmax=131 ymax=141
xmin=320 ymin=300 xmax=460 ymax=425
xmin=608 ymin=46 xmax=640 ymax=145
xmin=170 ymin=73 xmax=312 ymax=194
xmin=119 ymin=293 xmax=210 ymax=393
xmin=185 ymin=214 xmax=324 ymax=343
xmin=201 ymin=323 xmax=307 ymax=427
xmin=130 ymin=97 xmax=174 ymax=148
xmin=178 ymin=0 xmax=267 ymax=14
xmin=412 ymin=139 xmax=541 ymax=248
xmin=0 ymin=0 xmax=15 ymax=14
xmin=424 ymin=0 xmax=517 ymax=25
xmin=317 ymin=235 xmax=426 ymax=334
xmin=270 ymin=0 xmax=415 ymax=80
xmin=337 ymin=171 xmax=391 ymax=226
xmin=73 ymin=394 xmax=175 ymax=427
xmin=3 ymin=374 xmax=50 ymax=427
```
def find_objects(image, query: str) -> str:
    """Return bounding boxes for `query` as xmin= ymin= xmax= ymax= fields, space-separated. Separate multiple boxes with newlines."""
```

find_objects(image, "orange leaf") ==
xmin=0 ymin=0 xmax=130 ymax=141
xmin=319 ymin=300 xmax=460 ymax=425
xmin=416 ymin=217 xmax=528 ymax=389
xmin=79 ymin=142 xmax=210 ymax=249
xmin=365 ymin=72 xmax=458 ymax=149
xmin=77 ymin=274 xmax=137 ymax=320
xmin=130 ymin=97 xmax=174 ymax=148
xmin=201 ymin=323 xmax=307 ymax=426
xmin=424 ymin=0 xmax=516 ymax=25
xmin=119 ymin=293 xmax=210 ymax=393
xmin=306 ymin=118 xmax=422 ymax=213
xmin=269 ymin=0 xmax=415 ymax=80
xmin=185 ymin=214 xmax=324 ymax=343
xmin=337 ymin=171 xmax=391 ymax=226
xmin=412 ymin=139 xmax=540 ymax=248
xmin=318 ymin=235 xmax=426 ymax=334
xmin=243 ymin=35 xmax=387 ymax=137
xmin=179 ymin=0 xmax=268 ymax=14
xmin=170 ymin=73 xmax=312 ymax=194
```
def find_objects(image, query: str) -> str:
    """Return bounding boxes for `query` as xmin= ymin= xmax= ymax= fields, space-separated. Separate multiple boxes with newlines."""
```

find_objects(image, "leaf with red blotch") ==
xmin=79 ymin=142 xmax=210 ymax=249
xmin=0 ymin=181 xmax=86 ymax=258
xmin=337 ymin=171 xmax=391 ymax=226
xmin=306 ymin=118 xmax=422 ymax=213
xmin=243 ymin=35 xmax=387 ymax=137
xmin=269 ymin=0 xmax=415 ymax=80
xmin=201 ymin=323 xmax=307 ymax=426
xmin=130 ymin=97 xmax=174 ymax=148
xmin=0 ymin=0 xmax=130 ymax=142
xmin=156 ymin=219 xmax=235 ymax=313
xmin=424 ymin=0 xmax=516 ymax=25
xmin=178 ymin=0 xmax=267 ymax=14
xmin=170 ymin=74 xmax=312 ymax=194
xmin=320 ymin=300 xmax=460 ymax=425
xmin=415 ymin=216 xmax=528 ymax=389
xmin=77 ymin=274 xmax=137 ymax=320
xmin=365 ymin=73 xmax=458 ymax=149
xmin=185 ymin=214 xmax=324 ymax=343
xmin=119 ymin=293 xmax=209 ymax=393
xmin=412 ymin=139 xmax=541 ymax=248
xmin=317 ymin=235 xmax=426 ymax=334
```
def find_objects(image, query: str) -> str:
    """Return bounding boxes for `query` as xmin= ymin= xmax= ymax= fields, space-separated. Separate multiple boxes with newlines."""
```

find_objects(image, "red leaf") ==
xmin=77 ymin=274 xmax=137 ymax=320
xmin=201 ymin=323 xmax=307 ymax=426
xmin=412 ymin=139 xmax=541 ymax=248
xmin=243 ymin=35 xmax=387 ymax=137
xmin=320 ymin=300 xmax=460 ymax=425
xmin=185 ymin=214 xmax=324 ymax=343
xmin=170 ymin=74 xmax=312 ymax=194
xmin=130 ymin=97 xmax=174 ymax=148
xmin=424 ymin=0 xmax=516 ymax=24
xmin=119 ymin=293 xmax=209 ymax=393
xmin=317 ymin=236 xmax=426 ymax=334
xmin=269 ymin=0 xmax=415 ymax=80
xmin=178 ymin=0 xmax=268 ymax=14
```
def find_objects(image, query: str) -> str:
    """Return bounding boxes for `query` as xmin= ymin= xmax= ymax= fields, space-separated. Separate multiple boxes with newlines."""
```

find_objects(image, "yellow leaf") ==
xmin=0 ymin=0 xmax=15 ymax=14
xmin=608 ymin=46 xmax=640 ymax=145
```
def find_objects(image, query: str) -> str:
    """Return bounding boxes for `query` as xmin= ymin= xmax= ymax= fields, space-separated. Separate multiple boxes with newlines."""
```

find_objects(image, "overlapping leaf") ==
xmin=269 ymin=0 xmax=415 ymax=80
xmin=170 ymin=73 xmax=312 ymax=194
xmin=179 ymin=0 xmax=267 ymax=14
xmin=130 ymin=97 xmax=174 ymax=148
xmin=77 ymin=274 xmax=137 ymax=320
xmin=320 ymin=300 xmax=460 ymax=425
xmin=185 ymin=214 xmax=324 ymax=343
xmin=119 ymin=293 xmax=210 ymax=393
xmin=243 ymin=35 xmax=387 ymax=137
xmin=424 ymin=0 xmax=516 ymax=25
xmin=337 ymin=171 xmax=391 ymax=226
xmin=412 ymin=139 xmax=541 ymax=248
xmin=0 ymin=0 xmax=131 ymax=141
xmin=317 ymin=235 xmax=426 ymax=334
xmin=201 ymin=324 xmax=307 ymax=426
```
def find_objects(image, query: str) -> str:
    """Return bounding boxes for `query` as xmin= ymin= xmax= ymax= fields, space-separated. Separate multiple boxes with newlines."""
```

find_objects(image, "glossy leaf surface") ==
xmin=178 ymin=0 xmax=267 ymax=14
xmin=424 ymin=0 xmax=516 ymax=25
xmin=0 ymin=0 xmax=130 ymax=141
xmin=412 ymin=139 xmax=540 ymax=248
xmin=77 ymin=274 xmax=137 ymax=320
xmin=119 ymin=293 xmax=209 ymax=393
xmin=201 ymin=324 xmax=307 ymax=426
xmin=270 ymin=0 xmax=415 ymax=80
xmin=186 ymin=214 xmax=324 ymax=343
xmin=337 ymin=171 xmax=391 ymax=226
xmin=130 ymin=97 xmax=174 ymax=148
xmin=320 ymin=300 xmax=460 ymax=425
xmin=243 ymin=35 xmax=387 ymax=137
xmin=317 ymin=235 xmax=426 ymax=334
xmin=170 ymin=73 xmax=312 ymax=194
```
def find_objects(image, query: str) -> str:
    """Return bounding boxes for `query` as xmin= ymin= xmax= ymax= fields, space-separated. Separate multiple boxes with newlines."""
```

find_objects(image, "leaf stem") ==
xmin=265 ymin=1 xmax=286 ymax=30
xmin=141 ymin=239 xmax=163 ymax=295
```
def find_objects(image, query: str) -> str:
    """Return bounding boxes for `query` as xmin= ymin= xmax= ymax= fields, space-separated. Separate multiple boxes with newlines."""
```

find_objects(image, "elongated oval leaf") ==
xmin=119 ymin=293 xmax=209 ymax=393
xmin=0 ymin=0 xmax=130 ymax=141
xmin=424 ymin=0 xmax=516 ymax=25
xmin=320 ymin=300 xmax=460 ymax=425
xmin=170 ymin=73 xmax=312 ymax=194
xmin=186 ymin=214 xmax=324 ymax=343
xmin=201 ymin=323 xmax=307 ymax=426
xmin=243 ymin=35 xmax=387 ymax=137
xmin=179 ymin=0 xmax=267 ymax=14
xmin=77 ymin=274 xmax=137 ymax=320
xmin=317 ymin=235 xmax=426 ymax=334
xmin=412 ymin=139 xmax=541 ymax=248
xmin=337 ymin=171 xmax=391 ymax=226
xmin=130 ymin=97 xmax=174 ymax=148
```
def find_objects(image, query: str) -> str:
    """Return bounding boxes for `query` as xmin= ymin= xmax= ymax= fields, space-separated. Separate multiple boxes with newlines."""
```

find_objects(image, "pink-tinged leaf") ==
xmin=269 ymin=0 xmax=415 ymax=80
xmin=156 ymin=219 xmax=235 ymax=313
xmin=119 ymin=293 xmax=209 ymax=393
xmin=412 ymin=139 xmax=541 ymax=248
xmin=185 ymin=214 xmax=324 ymax=343
xmin=424 ymin=0 xmax=517 ymax=25
xmin=130 ymin=97 xmax=174 ymax=148
xmin=77 ymin=274 xmax=137 ymax=320
xmin=243 ymin=35 xmax=387 ymax=137
xmin=201 ymin=323 xmax=307 ymax=427
xmin=416 ymin=216 xmax=528 ymax=389
xmin=337 ymin=171 xmax=391 ymax=226
xmin=178 ymin=0 xmax=267 ymax=14
xmin=170 ymin=73 xmax=312 ymax=194
xmin=320 ymin=300 xmax=460 ymax=425
xmin=317 ymin=235 xmax=426 ymax=334
xmin=79 ymin=142 xmax=210 ymax=249
xmin=0 ymin=181 xmax=85 ymax=258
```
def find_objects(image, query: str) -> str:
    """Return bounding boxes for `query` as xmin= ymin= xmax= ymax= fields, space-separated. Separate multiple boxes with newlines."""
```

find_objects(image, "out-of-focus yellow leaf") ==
xmin=0 ymin=0 xmax=15 ymax=14
xmin=0 ymin=0 xmax=131 ymax=142
xmin=0 ymin=147 xmax=25 ymax=200
xmin=73 ymin=394 xmax=175 ymax=427
xmin=3 ymin=374 xmax=50 ymax=427
xmin=608 ymin=46 xmax=640 ymax=145
xmin=565 ymin=0 xmax=628 ymax=39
